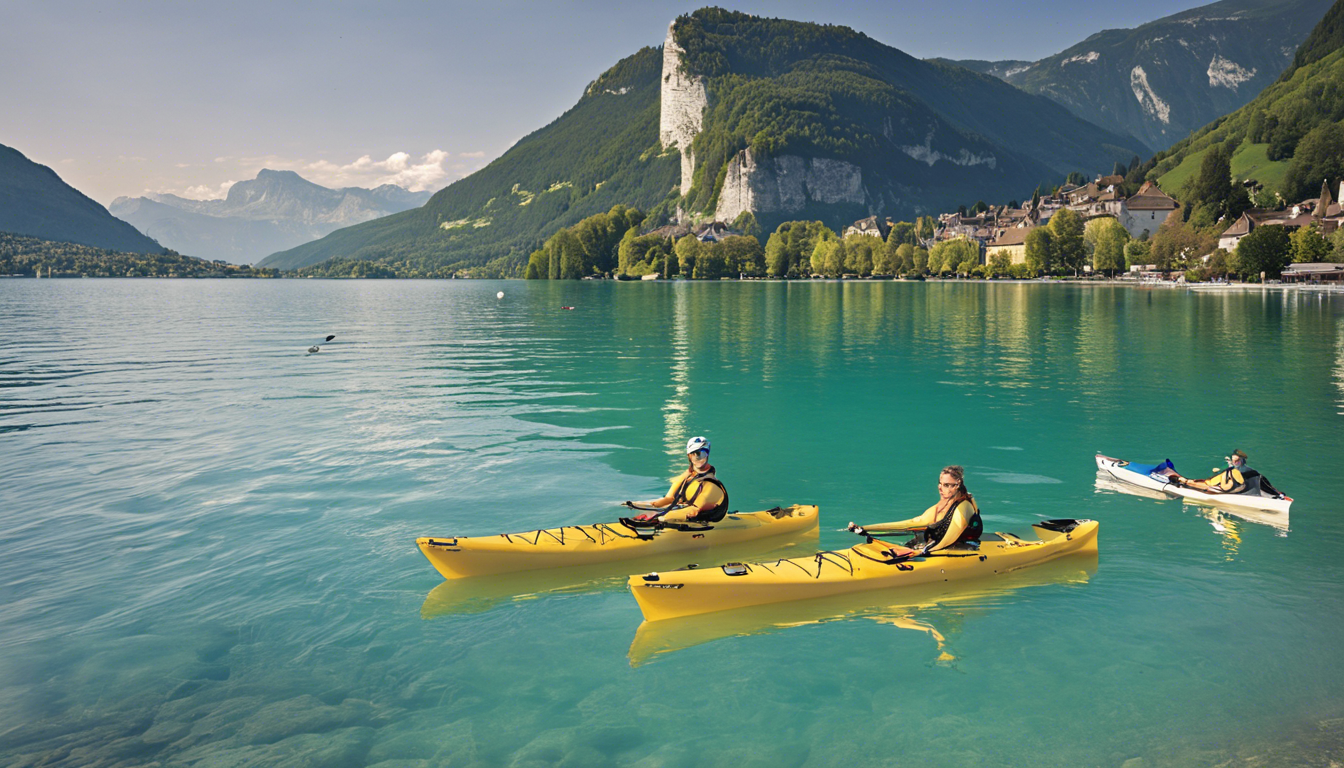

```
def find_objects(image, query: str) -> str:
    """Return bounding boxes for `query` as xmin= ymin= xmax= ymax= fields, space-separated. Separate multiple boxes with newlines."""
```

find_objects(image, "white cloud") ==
xmin=292 ymin=150 xmax=455 ymax=192
xmin=459 ymin=151 xmax=486 ymax=158
xmin=179 ymin=180 xmax=237 ymax=200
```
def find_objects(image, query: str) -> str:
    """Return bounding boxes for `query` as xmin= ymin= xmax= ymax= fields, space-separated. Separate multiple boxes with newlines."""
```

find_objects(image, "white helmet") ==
xmin=686 ymin=436 xmax=710 ymax=455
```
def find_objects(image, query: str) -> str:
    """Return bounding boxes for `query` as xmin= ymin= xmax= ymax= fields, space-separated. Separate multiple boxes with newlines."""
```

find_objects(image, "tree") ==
xmin=1048 ymin=208 xmax=1086 ymax=275
xmin=1252 ymin=187 xmax=1282 ymax=209
xmin=765 ymin=231 xmax=790 ymax=277
xmin=1290 ymin=223 xmax=1331 ymax=263
xmin=1283 ymin=122 xmax=1344 ymax=203
xmin=1151 ymin=217 xmax=1214 ymax=273
xmin=843 ymin=234 xmax=881 ymax=276
xmin=912 ymin=246 xmax=929 ymax=273
xmin=916 ymin=216 xmax=936 ymax=241
xmin=810 ymin=238 xmax=844 ymax=277
xmin=926 ymin=247 xmax=944 ymax=275
xmin=524 ymin=249 xmax=547 ymax=279
xmin=717 ymin=235 xmax=764 ymax=276
xmin=1124 ymin=239 xmax=1151 ymax=270
xmin=694 ymin=243 xmax=727 ymax=279
xmin=675 ymin=235 xmax=701 ymax=278
xmin=731 ymin=211 xmax=761 ymax=240
xmin=974 ymin=200 xmax=988 ymax=213
xmin=1024 ymin=227 xmax=1054 ymax=274
xmin=887 ymin=222 xmax=917 ymax=247
xmin=1086 ymin=217 xmax=1130 ymax=275
xmin=1235 ymin=224 xmax=1291 ymax=280
xmin=895 ymin=243 xmax=915 ymax=274
xmin=989 ymin=250 xmax=1012 ymax=276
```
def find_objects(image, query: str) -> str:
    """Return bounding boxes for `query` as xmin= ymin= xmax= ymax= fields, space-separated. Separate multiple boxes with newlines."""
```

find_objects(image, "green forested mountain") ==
xmin=946 ymin=0 xmax=1333 ymax=153
xmin=259 ymin=47 xmax=680 ymax=273
xmin=0 ymin=143 xmax=167 ymax=255
xmin=1151 ymin=0 xmax=1344 ymax=203
xmin=671 ymin=9 xmax=1142 ymax=225
xmin=265 ymin=10 xmax=1143 ymax=277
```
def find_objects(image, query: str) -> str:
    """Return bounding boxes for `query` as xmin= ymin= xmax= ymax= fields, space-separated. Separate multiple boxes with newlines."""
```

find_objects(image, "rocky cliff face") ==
xmin=944 ymin=0 xmax=1333 ymax=151
xmin=659 ymin=23 xmax=708 ymax=196
xmin=714 ymin=150 xmax=865 ymax=223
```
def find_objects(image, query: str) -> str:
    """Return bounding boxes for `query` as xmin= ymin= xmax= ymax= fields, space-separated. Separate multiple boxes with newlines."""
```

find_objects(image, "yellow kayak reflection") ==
xmin=420 ymin=531 xmax=819 ymax=620
xmin=628 ymin=552 xmax=1097 ymax=667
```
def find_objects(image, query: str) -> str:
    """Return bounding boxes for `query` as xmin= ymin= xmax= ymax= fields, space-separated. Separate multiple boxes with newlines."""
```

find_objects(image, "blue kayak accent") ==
xmin=1121 ymin=459 xmax=1176 ymax=477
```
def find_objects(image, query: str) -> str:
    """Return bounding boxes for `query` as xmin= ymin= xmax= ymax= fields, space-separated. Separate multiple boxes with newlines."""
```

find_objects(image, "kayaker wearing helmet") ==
xmin=625 ymin=437 xmax=730 ymax=523
xmin=850 ymin=465 xmax=983 ymax=553
xmin=1173 ymin=449 xmax=1253 ymax=493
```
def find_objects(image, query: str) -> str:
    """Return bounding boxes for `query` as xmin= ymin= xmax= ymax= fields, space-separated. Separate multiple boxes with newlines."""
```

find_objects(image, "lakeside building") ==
xmin=1113 ymin=181 xmax=1179 ymax=240
xmin=1281 ymin=263 xmax=1344 ymax=283
xmin=1218 ymin=181 xmax=1343 ymax=252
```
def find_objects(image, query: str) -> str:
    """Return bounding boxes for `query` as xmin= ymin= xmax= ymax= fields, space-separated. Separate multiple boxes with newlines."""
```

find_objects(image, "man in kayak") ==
xmin=851 ymin=465 xmax=983 ymax=552
xmin=1172 ymin=450 xmax=1253 ymax=493
xmin=625 ymin=436 xmax=730 ymax=523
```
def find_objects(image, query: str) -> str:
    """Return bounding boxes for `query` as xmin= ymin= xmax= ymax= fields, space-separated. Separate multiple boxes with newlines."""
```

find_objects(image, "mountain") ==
xmin=943 ymin=0 xmax=1334 ymax=153
xmin=1150 ymin=0 xmax=1344 ymax=202
xmin=0 ymin=143 xmax=165 ymax=254
xmin=110 ymin=170 xmax=432 ymax=264
xmin=266 ymin=9 xmax=1142 ymax=276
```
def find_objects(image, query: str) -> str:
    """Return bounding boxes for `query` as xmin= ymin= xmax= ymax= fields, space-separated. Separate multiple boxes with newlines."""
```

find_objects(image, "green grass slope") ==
xmin=260 ymin=47 xmax=679 ymax=273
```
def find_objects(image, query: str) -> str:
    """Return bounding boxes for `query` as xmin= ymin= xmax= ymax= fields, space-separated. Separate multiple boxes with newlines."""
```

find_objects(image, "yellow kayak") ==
xmin=627 ymin=518 xmax=1098 ymax=621
xmin=417 ymin=504 xmax=819 ymax=579
xmin=629 ymin=553 xmax=1096 ymax=666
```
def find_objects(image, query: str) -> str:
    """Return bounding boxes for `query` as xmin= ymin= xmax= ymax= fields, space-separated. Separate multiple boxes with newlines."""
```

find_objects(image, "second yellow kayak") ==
xmin=628 ymin=518 xmax=1099 ymax=621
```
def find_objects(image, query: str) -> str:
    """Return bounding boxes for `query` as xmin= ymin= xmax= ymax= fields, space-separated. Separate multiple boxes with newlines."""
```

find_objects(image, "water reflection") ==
xmin=628 ymin=553 xmax=1096 ymax=667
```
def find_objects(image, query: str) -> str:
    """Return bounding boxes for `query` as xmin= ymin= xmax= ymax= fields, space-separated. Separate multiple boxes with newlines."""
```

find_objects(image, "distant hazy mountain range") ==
xmin=263 ymin=9 xmax=1145 ymax=274
xmin=0 ymin=143 xmax=165 ymax=254
xmin=942 ymin=0 xmax=1333 ymax=152
xmin=110 ymin=170 xmax=431 ymax=264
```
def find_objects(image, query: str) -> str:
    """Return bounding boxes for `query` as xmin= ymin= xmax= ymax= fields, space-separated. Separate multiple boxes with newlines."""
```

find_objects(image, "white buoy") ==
xmin=497 ymin=291 xmax=504 ymax=299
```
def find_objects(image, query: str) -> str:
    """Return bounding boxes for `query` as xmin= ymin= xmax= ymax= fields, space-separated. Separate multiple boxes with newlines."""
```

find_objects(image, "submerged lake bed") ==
xmin=1 ymin=279 xmax=1342 ymax=767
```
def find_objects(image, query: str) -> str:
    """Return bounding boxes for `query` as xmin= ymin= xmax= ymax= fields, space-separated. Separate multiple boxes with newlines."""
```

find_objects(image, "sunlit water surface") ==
xmin=2 ymin=279 xmax=1342 ymax=767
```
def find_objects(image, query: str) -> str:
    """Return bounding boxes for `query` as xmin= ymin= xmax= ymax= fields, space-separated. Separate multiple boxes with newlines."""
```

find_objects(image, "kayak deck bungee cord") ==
xmin=417 ymin=504 xmax=819 ymax=579
xmin=627 ymin=518 xmax=1099 ymax=622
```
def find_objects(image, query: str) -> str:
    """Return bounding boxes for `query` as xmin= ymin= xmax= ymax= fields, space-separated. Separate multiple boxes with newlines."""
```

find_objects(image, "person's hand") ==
xmin=686 ymin=509 xmax=698 ymax=519
xmin=846 ymin=522 xmax=857 ymax=531
xmin=623 ymin=501 xmax=635 ymax=508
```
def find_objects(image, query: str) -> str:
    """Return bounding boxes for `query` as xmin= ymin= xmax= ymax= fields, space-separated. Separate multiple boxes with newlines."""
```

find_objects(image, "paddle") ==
xmin=307 ymin=334 xmax=337 ymax=354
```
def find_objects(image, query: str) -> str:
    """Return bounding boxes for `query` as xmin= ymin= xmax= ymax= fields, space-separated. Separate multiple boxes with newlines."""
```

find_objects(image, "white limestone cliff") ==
xmin=659 ymin=23 xmax=708 ymax=196
xmin=713 ymin=149 xmax=865 ymax=223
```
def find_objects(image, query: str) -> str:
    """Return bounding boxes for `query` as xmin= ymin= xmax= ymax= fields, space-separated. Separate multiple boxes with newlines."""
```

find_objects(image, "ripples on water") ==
xmin=1 ymin=279 xmax=1342 ymax=767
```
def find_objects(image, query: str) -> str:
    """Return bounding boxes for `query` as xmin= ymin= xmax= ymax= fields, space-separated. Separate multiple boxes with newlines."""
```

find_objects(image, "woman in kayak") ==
xmin=1173 ymin=449 xmax=1253 ymax=493
xmin=857 ymin=465 xmax=983 ymax=552
xmin=626 ymin=436 xmax=730 ymax=523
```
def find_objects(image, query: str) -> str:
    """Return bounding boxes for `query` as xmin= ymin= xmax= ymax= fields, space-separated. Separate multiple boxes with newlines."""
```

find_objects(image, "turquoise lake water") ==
xmin=1 ymin=279 xmax=1342 ymax=767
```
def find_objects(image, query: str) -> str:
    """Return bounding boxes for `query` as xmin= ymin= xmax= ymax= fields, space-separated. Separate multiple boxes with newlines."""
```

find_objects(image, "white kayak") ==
xmin=1095 ymin=454 xmax=1292 ymax=515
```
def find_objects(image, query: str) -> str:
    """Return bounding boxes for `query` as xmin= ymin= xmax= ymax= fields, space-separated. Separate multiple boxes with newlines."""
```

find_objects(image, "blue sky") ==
xmin=0 ymin=0 xmax=1215 ymax=204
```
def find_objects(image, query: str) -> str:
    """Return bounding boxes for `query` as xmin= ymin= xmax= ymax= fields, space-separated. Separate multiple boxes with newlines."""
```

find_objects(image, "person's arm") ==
xmin=924 ymin=502 xmax=971 ymax=553
xmin=864 ymin=506 xmax=938 ymax=533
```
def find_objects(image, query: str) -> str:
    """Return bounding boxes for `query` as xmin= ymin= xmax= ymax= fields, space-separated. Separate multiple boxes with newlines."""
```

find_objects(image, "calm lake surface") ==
xmin=2 ymin=279 xmax=1342 ymax=767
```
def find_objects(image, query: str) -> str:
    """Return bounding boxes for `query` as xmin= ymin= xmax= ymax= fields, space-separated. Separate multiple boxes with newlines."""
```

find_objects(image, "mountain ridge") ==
xmin=267 ymin=9 xmax=1144 ymax=275
xmin=110 ymin=170 xmax=431 ymax=264
xmin=942 ymin=0 xmax=1334 ymax=152
xmin=0 ymin=143 xmax=166 ymax=255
